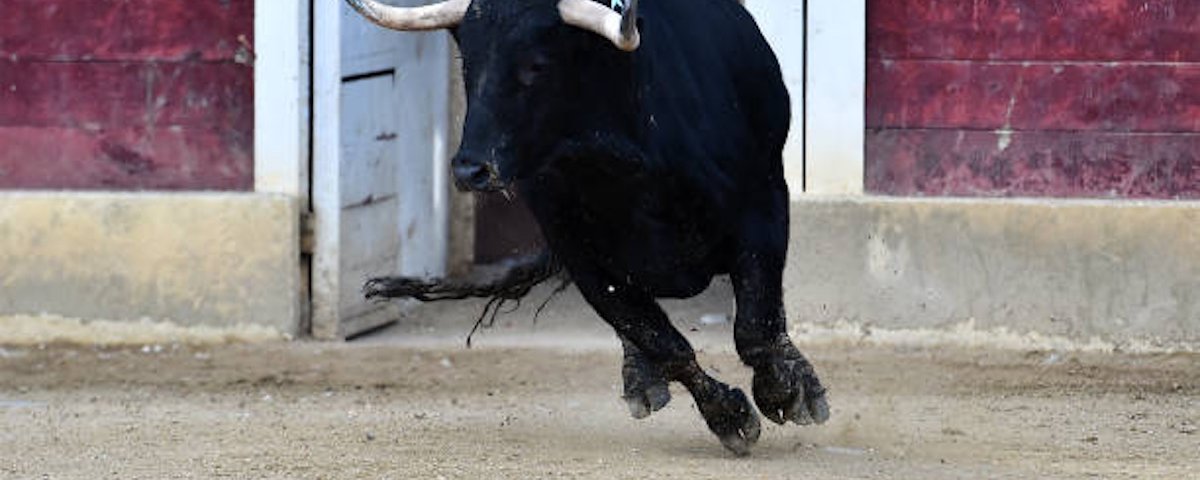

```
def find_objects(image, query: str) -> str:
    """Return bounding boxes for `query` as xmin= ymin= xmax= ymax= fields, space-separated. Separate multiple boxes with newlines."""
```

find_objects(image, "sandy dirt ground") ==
xmin=1 ymin=291 xmax=1198 ymax=479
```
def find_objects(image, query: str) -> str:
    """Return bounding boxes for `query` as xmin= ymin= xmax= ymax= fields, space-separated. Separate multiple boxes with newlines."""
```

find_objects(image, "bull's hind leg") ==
xmin=732 ymin=195 xmax=830 ymax=426
xmin=572 ymin=271 xmax=761 ymax=456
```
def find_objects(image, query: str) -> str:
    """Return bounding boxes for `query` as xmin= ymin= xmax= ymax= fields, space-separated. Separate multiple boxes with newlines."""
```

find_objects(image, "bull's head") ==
xmin=344 ymin=0 xmax=642 ymax=191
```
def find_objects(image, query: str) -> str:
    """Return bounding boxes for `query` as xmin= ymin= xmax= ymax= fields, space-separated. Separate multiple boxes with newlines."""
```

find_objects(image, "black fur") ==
xmin=366 ymin=0 xmax=829 ymax=455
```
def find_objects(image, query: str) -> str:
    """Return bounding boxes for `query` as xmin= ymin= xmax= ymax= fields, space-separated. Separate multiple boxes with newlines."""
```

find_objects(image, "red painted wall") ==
xmin=866 ymin=0 xmax=1200 ymax=199
xmin=0 ymin=0 xmax=254 ymax=190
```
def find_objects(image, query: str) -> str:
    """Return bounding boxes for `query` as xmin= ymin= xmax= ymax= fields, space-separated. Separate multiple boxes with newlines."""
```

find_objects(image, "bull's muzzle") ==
xmin=451 ymin=152 xmax=504 ymax=192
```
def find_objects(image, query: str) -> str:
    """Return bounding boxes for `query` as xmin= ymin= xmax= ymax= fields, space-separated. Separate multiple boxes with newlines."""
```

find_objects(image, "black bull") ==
xmin=352 ymin=0 xmax=829 ymax=455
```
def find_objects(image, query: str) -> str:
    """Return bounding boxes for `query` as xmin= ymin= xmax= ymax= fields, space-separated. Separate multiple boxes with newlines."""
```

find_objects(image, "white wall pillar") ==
xmin=745 ymin=1 xmax=806 ymax=196
xmin=805 ymin=0 xmax=865 ymax=195
xmin=254 ymin=0 xmax=311 ymax=203
xmin=254 ymin=0 xmax=311 ymax=336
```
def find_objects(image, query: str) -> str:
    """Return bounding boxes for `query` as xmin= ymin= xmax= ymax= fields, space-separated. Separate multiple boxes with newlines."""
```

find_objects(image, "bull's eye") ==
xmin=517 ymin=55 xmax=550 ymax=87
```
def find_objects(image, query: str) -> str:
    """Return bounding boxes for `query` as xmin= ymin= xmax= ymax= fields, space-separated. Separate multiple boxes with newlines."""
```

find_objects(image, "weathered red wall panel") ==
xmin=870 ymin=0 xmax=1200 ymax=62
xmin=867 ymin=0 xmax=1200 ymax=199
xmin=868 ymin=61 xmax=1200 ymax=132
xmin=866 ymin=130 xmax=1200 ymax=198
xmin=0 ymin=127 xmax=251 ymax=190
xmin=0 ymin=0 xmax=253 ymax=191
xmin=0 ymin=62 xmax=252 ymax=129
xmin=0 ymin=0 xmax=253 ymax=62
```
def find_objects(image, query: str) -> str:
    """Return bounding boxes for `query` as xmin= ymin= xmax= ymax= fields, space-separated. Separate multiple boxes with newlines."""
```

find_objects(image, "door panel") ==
xmin=340 ymin=74 xmax=401 ymax=209
xmin=312 ymin=0 xmax=451 ymax=339
xmin=339 ymin=75 xmax=403 ymax=324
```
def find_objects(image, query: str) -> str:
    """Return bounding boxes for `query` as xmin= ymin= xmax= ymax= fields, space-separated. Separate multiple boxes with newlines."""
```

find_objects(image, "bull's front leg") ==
xmin=619 ymin=335 xmax=671 ymax=419
xmin=731 ymin=246 xmax=830 ymax=426
xmin=571 ymin=268 xmax=761 ymax=456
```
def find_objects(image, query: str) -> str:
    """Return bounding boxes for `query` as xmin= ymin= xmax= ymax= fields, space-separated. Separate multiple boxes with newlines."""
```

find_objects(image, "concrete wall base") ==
xmin=786 ymin=197 xmax=1200 ymax=350
xmin=3 ymin=193 xmax=1196 ymax=350
xmin=0 ymin=192 xmax=300 ymax=339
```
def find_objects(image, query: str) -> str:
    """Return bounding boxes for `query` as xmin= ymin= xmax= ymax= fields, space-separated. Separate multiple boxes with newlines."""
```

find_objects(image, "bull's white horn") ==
xmin=558 ymin=0 xmax=641 ymax=51
xmin=343 ymin=0 xmax=469 ymax=31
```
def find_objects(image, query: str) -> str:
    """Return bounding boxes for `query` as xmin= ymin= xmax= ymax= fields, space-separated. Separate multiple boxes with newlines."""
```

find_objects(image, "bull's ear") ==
xmin=559 ymin=0 xmax=640 ymax=51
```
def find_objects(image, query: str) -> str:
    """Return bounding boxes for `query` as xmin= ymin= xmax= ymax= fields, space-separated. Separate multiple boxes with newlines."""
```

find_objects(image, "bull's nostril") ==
xmin=468 ymin=165 xmax=492 ymax=188
xmin=452 ymin=155 xmax=498 ymax=190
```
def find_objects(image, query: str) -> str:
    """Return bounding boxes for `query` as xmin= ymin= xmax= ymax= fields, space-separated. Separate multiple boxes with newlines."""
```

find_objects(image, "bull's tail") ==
xmin=363 ymin=250 xmax=563 ymax=302
xmin=363 ymin=250 xmax=569 ymax=345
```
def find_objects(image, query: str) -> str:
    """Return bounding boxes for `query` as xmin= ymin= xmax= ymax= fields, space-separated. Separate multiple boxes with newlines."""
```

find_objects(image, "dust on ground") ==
xmin=1 ymin=290 xmax=1197 ymax=479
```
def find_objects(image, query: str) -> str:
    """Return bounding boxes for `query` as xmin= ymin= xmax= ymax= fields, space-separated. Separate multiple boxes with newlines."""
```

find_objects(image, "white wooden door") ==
xmin=312 ymin=0 xmax=452 ymax=339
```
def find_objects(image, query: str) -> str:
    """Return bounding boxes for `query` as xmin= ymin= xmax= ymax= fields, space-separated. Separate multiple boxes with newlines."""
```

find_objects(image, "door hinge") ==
xmin=300 ymin=211 xmax=315 ymax=254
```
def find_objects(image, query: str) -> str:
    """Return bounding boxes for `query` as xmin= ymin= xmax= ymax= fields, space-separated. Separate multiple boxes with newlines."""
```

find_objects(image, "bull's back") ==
xmin=637 ymin=0 xmax=790 ymax=192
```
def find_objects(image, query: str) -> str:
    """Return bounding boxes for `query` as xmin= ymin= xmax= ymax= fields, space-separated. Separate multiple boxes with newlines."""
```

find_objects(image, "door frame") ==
xmin=255 ymin=0 xmax=455 ymax=340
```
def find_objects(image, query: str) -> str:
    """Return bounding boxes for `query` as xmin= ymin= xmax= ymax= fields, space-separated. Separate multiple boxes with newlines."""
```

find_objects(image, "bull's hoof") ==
xmin=751 ymin=349 xmax=830 ymax=426
xmin=621 ymin=351 xmax=671 ymax=419
xmin=624 ymin=383 xmax=671 ymax=419
xmin=696 ymin=384 xmax=761 ymax=456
